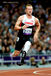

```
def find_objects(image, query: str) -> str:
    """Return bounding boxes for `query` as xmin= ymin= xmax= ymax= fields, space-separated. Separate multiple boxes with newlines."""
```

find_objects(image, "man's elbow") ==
xmin=14 ymin=26 xmax=20 ymax=30
xmin=38 ymin=25 xmax=40 ymax=30
xmin=14 ymin=27 xmax=17 ymax=30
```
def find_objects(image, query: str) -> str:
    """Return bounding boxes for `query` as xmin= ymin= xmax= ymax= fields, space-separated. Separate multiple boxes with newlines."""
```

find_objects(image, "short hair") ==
xmin=26 ymin=4 xmax=33 ymax=9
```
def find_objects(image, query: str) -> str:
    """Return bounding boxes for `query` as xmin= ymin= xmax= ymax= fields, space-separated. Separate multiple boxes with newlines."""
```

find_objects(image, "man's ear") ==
xmin=25 ymin=9 xmax=26 ymax=13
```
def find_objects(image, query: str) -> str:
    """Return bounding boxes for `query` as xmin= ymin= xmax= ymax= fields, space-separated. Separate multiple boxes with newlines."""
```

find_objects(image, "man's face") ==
xmin=25 ymin=6 xmax=33 ymax=15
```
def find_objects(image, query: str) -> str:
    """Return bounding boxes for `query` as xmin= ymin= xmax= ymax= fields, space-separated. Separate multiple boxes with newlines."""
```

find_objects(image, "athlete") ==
xmin=10 ymin=4 xmax=40 ymax=64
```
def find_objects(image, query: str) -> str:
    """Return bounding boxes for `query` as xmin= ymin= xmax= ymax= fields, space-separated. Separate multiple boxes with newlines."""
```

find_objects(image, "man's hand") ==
xmin=34 ymin=33 xmax=39 ymax=42
xmin=22 ymin=25 xmax=29 ymax=29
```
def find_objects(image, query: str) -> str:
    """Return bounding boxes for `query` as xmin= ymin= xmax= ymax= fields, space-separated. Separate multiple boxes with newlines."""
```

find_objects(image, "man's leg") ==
xmin=10 ymin=37 xmax=26 ymax=57
xmin=21 ymin=41 xmax=31 ymax=64
xmin=10 ymin=37 xmax=23 ymax=57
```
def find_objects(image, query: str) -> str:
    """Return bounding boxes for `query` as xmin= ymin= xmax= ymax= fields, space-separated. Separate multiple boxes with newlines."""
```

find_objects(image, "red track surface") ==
xmin=0 ymin=68 xmax=51 ymax=76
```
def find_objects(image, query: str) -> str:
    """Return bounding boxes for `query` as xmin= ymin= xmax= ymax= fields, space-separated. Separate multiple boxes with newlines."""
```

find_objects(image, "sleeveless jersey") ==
xmin=18 ymin=14 xmax=36 ymax=37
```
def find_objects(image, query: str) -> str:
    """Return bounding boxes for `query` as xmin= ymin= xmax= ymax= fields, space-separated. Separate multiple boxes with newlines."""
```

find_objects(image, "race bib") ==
xmin=23 ymin=28 xmax=32 ymax=35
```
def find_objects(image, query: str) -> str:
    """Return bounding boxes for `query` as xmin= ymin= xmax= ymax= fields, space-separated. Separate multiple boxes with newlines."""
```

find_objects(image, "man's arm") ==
xmin=34 ymin=18 xmax=40 ymax=42
xmin=14 ymin=16 xmax=22 ymax=30
xmin=35 ymin=18 xmax=40 ymax=35
xmin=14 ymin=16 xmax=29 ymax=30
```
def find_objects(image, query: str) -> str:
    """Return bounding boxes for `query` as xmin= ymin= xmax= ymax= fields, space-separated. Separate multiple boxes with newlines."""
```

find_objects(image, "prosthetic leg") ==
xmin=21 ymin=51 xmax=26 ymax=64
xmin=21 ymin=41 xmax=31 ymax=64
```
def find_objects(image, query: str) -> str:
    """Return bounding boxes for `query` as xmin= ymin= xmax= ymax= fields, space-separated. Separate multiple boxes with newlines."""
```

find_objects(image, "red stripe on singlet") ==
xmin=24 ymin=22 xmax=33 ymax=25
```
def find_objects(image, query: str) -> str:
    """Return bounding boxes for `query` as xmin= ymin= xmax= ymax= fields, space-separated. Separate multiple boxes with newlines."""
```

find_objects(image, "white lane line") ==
xmin=0 ymin=70 xmax=10 ymax=73
xmin=33 ymin=69 xmax=51 ymax=76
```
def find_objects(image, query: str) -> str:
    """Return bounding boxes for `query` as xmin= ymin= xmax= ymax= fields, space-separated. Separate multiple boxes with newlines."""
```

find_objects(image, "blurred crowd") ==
xmin=0 ymin=1 xmax=51 ymax=56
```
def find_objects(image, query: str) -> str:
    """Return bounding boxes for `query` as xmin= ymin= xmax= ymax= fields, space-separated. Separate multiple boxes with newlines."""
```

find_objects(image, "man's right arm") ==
xmin=14 ymin=16 xmax=29 ymax=30
xmin=14 ymin=16 xmax=22 ymax=30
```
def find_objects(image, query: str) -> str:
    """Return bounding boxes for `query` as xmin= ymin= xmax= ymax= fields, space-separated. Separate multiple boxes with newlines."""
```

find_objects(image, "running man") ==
xmin=10 ymin=4 xmax=40 ymax=64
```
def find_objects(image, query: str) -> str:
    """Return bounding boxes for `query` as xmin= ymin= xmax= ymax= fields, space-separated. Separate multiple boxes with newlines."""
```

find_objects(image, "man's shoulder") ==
xmin=18 ymin=14 xmax=25 ymax=20
xmin=19 ymin=14 xmax=25 ymax=18
xmin=32 ymin=15 xmax=39 ymax=22
xmin=32 ymin=15 xmax=38 ymax=20
xmin=34 ymin=17 xmax=39 ymax=21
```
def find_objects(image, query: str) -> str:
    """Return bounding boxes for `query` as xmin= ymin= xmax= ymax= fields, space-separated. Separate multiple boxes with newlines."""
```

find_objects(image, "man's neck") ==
xmin=26 ymin=14 xmax=32 ymax=19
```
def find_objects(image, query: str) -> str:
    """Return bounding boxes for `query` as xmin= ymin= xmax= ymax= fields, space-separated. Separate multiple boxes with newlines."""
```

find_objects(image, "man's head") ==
xmin=25 ymin=4 xmax=33 ymax=16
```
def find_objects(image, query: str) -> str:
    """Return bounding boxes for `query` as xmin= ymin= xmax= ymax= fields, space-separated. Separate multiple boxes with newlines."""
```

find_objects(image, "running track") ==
xmin=0 ymin=68 xmax=51 ymax=76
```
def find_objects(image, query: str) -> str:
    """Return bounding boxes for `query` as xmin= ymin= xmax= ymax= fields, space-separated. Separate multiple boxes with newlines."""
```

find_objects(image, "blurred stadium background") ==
xmin=0 ymin=0 xmax=51 ymax=69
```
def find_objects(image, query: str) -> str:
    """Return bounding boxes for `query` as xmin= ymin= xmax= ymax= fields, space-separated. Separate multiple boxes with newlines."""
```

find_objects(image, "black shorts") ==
xmin=15 ymin=36 xmax=33 ymax=51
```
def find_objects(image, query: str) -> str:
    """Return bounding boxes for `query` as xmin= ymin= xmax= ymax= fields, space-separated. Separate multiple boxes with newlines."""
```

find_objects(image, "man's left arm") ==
xmin=34 ymin=18 xmax=40 ymax=42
